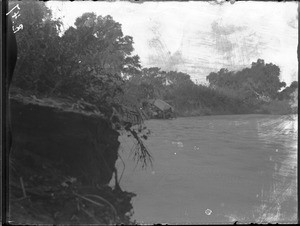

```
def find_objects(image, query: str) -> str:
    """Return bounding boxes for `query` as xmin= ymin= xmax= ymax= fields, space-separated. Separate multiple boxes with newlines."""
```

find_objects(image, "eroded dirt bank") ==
xmin=8 ymin=93 xmax=136 ymax=224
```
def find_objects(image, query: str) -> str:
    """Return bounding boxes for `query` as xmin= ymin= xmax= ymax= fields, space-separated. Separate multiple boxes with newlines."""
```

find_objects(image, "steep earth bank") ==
xmin=8 ymin=93 xmax=135 ymax=224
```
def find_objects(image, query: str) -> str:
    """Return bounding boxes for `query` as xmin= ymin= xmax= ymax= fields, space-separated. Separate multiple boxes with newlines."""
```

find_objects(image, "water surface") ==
xmin=117 ymin=114 xmax=297 ymax=224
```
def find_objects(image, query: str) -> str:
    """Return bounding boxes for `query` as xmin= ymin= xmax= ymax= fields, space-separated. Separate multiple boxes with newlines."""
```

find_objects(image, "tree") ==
xmin=64 ymin=13 xmax=141 ymax=76
xmin=247 ymin=60 xmax=285 ymax=99
xmin=165 ymin=71 xmax=194 ymax=88
xmin=12 ymin=1 xmax=62 ymax=93
xmin=278 ymin=81 xmax=298 ymax=100
xmin=206 ymin=59 xmax=286 ymax=102
xmin=53 ymin=12 xmax=142 ymax=105
xmin=12 ymin=4 xmax=141 ymax=108
xmin=125 ymin=67 xmax=167 ymax=100
xmin=10 ymin=1 xmax=153 ymax=176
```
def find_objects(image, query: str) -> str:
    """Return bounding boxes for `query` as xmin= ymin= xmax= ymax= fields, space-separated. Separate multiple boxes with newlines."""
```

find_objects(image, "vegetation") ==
xmin=206 ymin=59 xmax=297 ymax=115
xmin=12 ymin=1 xmax=151 ymax=161
xmin=8 ymin=1 xmax=149 ymax=224
xmin=13 ymin=2 xmax=140 ymax=113
xmin=8 ymin=0 xmax=297 ymax=224
xmin=12 ymin=2 xmax=297 ymax=120
xmin=124 ymin=59 xmax=297 ymax=116
xmin=207 ymin=59 xmax=286 ymax=101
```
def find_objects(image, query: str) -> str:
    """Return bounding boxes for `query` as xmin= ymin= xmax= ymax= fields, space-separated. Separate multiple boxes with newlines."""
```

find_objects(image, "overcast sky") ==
xmin=47 ymin=1 xmax=298 ymax=85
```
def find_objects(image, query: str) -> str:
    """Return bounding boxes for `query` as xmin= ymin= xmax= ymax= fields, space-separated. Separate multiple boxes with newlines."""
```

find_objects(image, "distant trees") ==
xmin=206 ymin=59 xmax=286 ymax=102
xmin=278 ymin=81 xmax=298 ymax=100
xmin=165 ymin=71 xmax=194 ymax=88
xmin=124 ymin=67 xmax=249 ymax=115
xmin=205 ymin=59 xmax=298 ymax=114
xmin=125 ymin=68 xmax=196 ymax=102
xmin=127 ymin=59 xmax=297 ymax=116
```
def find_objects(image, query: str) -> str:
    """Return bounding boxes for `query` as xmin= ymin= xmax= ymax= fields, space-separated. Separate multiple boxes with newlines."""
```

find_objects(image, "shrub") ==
xmin=261 ymin=100 xmax=293 ymax=115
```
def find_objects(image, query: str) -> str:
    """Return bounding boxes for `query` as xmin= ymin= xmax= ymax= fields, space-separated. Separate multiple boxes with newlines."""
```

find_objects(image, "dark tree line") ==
xmin=206 ymin=59 xmax=297 ymax=114
xmin=123 ymin=67 xmax=250 ymax=116
xmin=124 ymin=59 xmax=297 ymax=116
xmin=206 ymin=59 xmax=296 ymax=102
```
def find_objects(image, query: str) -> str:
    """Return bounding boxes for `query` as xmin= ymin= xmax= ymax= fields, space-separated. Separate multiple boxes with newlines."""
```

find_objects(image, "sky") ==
xmin=47 ymin=1 xmax=298 ymax=85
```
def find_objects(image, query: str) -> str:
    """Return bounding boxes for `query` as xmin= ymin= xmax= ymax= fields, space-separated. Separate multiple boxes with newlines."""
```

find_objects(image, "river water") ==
xmin=117 ymin=114 xmax=297 ymax=224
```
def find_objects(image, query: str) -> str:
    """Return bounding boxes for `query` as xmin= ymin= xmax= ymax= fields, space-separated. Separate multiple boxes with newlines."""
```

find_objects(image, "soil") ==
xmin=7 ymin=92 xmax=137 ymax=224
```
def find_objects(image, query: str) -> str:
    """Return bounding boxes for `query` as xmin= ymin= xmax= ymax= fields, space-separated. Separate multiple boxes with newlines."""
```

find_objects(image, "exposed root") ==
xmin=84 ymin=194 xmax=118 ymax=219
xmin=73 ymin=192 xmax=105 ymax=208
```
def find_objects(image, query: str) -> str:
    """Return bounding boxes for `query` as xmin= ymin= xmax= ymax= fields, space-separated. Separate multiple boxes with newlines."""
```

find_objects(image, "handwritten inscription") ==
xmin=6 ymin=4 xmax=23 ymax=33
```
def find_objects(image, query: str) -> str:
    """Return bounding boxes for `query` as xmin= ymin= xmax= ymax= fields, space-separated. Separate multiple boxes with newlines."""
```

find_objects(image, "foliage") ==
xmin=10 ymin=1 xmax=152 ymax=171
xmin=206 ymin=59 xmax=286 ymax=102
xmin=11 ymin=2 xmax=295 ymax=119
xmin=62 ymin=12 xmax=141 ymax=76
xmin=260 ymin=100 xmax=293 ymax=115
xmin=289 ymin=88 xmax=298 ymax=113
xmin=12 ymin=2 xmax=140 ymax=109
xmin=125 ymin=67 xmax=253 ymax=116
xmin=124 ymin=59 xmax=296 ymax=117
xmin=126 ymin=67 xmax=165 ymax=100
xmin=166 ymin=70 xmax=195 ymax=88
xmin=12 ymin=1 xmax=62 ymax=93
xmin=277 ymin=81 xmax=298 ymax=100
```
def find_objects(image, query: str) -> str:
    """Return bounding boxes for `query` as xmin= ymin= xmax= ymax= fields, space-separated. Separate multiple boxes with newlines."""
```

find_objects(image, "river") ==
xmin=116 ymin=114 xmax=297 ymax=224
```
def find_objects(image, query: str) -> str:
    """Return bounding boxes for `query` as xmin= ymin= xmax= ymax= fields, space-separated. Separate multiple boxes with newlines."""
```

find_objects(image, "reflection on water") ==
xmin=252 ymin=115 xmax=297 ymax=223
xmin=118 ymin=115 xmax=297 ymax=224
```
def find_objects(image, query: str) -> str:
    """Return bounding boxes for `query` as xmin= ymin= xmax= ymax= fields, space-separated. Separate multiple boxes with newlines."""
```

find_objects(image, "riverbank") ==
xmin=174 ymin=99 xmax=296 ymax=117
xmin=8 ymin=92 xmax=137 ymax=224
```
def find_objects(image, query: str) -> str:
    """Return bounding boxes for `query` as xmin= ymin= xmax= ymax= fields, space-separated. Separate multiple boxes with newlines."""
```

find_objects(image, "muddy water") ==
xmin=117 ymin=114 xmax=297 ymax=224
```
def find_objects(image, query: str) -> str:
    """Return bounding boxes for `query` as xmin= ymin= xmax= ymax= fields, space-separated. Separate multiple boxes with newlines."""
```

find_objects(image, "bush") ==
xmin=261 ymin=100 xmax=293 ymax=115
